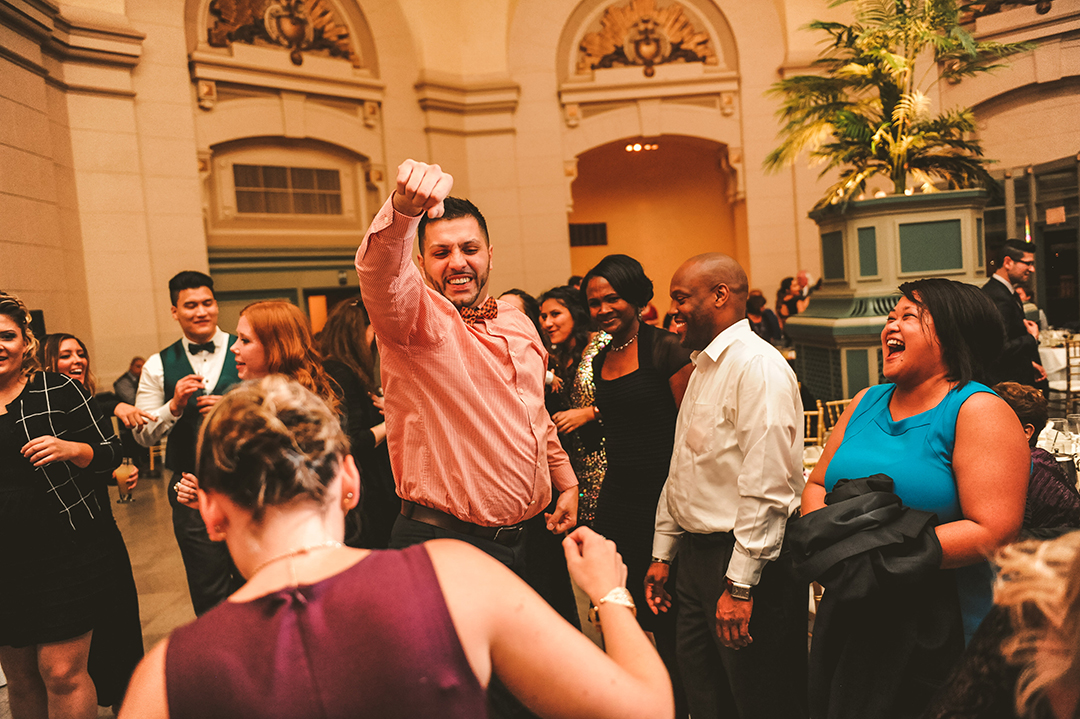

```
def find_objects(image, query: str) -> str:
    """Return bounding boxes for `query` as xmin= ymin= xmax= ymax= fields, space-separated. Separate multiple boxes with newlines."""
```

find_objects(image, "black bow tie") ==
xmin=188 ymin=341 xmax=215 ymax=355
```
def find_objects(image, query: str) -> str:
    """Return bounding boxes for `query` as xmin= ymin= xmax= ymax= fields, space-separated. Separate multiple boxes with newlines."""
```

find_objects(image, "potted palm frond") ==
xmin=766 ymin=0 xmax=1030 ymax=207
xmin=770 ymin=0 xmax=1032 ymax=401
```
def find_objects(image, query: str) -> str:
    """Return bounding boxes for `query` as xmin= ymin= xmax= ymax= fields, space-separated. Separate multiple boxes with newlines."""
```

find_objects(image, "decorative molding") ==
xmin=560 ymin=62 xmax=738 ymax=108
xmin=415 ymin=73 xmax=520 ymax=136
xmin=965 ymin=1 xmax=1054 ymax=21
xmin=0 ymin=1 xmax=144 ymax=97
xmin=969 ymin=0 xmax=1080 ymax=40
xmin=50 ymin=5 xmax=144 ymax=66
xmin=206 ymin=0 xmax=360 ymax=67
xmin=577 ymin=0 xmax=717 ymax=77
xmin=189 ymin=45 xmax=384 ymax=103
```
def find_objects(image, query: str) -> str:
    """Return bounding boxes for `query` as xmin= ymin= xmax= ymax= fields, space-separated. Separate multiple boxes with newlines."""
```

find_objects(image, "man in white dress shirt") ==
xmin=644 ymin=253 xmax=807 ymax=718
xmin=134 ymin=271 xmax=242 ymax=615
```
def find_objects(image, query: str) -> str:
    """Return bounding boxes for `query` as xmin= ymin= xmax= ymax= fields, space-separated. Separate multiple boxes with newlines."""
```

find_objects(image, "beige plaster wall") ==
xmin=396 ymin=0 xmax=513 ymax=76
xmin=0 ymin=54 xmax=92 ymax=340
xmin=975 ymin=79 xmax=1080 ymax=171
xmin=568 ymin=136 xmax=741 ymax=302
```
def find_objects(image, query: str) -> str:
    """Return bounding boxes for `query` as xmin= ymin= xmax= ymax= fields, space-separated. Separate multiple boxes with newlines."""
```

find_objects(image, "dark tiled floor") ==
xmin=1 ymin=473 xmax=194 ymax=718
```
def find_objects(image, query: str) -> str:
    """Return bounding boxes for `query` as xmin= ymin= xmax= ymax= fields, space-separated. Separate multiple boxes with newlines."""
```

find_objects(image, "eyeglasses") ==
xmin=1012 ymin=258 xmax=1035 ymax=267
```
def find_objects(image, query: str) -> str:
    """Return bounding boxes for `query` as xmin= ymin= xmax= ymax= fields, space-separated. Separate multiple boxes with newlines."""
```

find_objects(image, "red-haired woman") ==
xmin=174 ymin=301 xmax=347 ymax=521
xmin=229 ymin=301 xmax=339 ymax=406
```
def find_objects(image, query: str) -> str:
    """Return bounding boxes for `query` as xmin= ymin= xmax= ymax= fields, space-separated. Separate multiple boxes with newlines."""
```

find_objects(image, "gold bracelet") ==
xmin=588 ymin=587 xmax=636 ymax=629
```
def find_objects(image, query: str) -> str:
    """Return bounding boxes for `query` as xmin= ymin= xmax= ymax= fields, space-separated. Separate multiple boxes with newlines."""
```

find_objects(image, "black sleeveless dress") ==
xmin=592 ymin=323 xmax=690 ymax=632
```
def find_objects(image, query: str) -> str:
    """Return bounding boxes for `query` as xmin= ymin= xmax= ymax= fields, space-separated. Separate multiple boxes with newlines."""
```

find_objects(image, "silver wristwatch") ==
xmin=725 ymin=578 xmax=753 ymax=601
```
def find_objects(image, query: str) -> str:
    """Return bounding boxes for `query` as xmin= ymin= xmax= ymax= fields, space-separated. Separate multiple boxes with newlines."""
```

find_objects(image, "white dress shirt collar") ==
xmin=992 ymin=272 xmax=1015 ymax=294
xmin=180 ymin=328 xmax=229 ymax=355
xmin=693 ymin=318 xmax=753 ymax=366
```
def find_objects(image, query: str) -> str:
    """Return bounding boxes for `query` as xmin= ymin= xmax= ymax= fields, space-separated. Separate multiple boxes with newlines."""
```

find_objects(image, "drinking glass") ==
xmin=1068 ymin=414 xmax=1080 ymax=437
xmin=115 ymin=457 xmax=135 ymax=503
xmin=1047 ymin=419 xmax=1072 ymax=455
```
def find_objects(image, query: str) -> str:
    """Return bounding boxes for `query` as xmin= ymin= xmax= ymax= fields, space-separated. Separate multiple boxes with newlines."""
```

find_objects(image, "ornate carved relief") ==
xmin=207 ymin=0 xmax=359 ymax=67
xmin=577 ymin=0 xmax=717 ymax=77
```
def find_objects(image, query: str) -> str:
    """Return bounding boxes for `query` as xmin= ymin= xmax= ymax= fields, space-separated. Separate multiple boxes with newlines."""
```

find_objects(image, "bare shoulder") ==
xmin=956 ymin=388 xmax=1017 ymax=426
xmin=118 ymin=638 xmax=170 ymax=719
xmin=423 ymin=539 xmax=517 ymax=602
xmin=424 ymin=537 xmax=501 ymax=566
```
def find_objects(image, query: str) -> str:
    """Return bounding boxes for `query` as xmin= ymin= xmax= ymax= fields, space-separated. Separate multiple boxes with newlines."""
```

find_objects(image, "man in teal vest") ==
xmin=134 ymin=271 xmax=243 ymax=615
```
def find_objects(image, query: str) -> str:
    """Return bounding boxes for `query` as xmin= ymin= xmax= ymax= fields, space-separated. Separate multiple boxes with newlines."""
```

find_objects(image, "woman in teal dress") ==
xmin=802 ymin=278 xmax=1031 ymax=716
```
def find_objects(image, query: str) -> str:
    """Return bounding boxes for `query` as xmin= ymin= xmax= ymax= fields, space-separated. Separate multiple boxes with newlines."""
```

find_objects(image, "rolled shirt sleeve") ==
xmin=132 ymin=353 xmax=178 ymax=448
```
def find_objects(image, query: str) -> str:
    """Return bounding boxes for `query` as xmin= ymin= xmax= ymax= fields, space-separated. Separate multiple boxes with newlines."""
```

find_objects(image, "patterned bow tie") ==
xmin=188 ymin=341 xmax=215 ymax=355
xmin=459 ymin=297 xmax=499 ymax=326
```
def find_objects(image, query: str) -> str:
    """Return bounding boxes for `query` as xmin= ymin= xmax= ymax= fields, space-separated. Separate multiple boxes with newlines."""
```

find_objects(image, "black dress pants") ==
xmin=389 ymin=512 xmax=538 ymax=719
xmin=676 ymin=531 xmax=808 ymax=719
xmin=169 ymin=475 xmax=243 ymax=616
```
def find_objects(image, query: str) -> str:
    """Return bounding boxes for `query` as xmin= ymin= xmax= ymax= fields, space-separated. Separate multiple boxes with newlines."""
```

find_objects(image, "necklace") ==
xmin=609 ymin=331 xmax=638 ymax=353
xmin=249 ymin=540 xmax=343 ymax=579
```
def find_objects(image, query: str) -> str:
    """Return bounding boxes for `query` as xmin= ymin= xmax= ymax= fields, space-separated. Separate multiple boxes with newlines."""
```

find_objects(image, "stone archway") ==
xmin=508 ymin=0 xmax=807 ymax=297
xmin=568 ymin=135 xmax=743 ymax=298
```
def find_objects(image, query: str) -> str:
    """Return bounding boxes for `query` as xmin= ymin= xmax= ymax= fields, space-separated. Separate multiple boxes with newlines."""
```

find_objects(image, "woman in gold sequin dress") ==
xmin=539 ymin=286 xmax=610 ymax=527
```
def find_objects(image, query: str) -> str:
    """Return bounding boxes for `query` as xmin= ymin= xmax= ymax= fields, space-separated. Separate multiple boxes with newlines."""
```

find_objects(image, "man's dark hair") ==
xmin=169 ymin=271 xmax=215 ymax=306
xmin=746 ymin=294 xmax=767 ymax=315
xmin=1001 ymin=238 xmax=1035 ymax=264
xmin=993 ymin=381 xmax=1047 ymax=447
xmin=499 ymin=289 xmax=542 ymax=339
xmin=580 ymin=254 xmax=653 ymax=309
xmin=898 ymin=277 xmax=1004 ymax=386
xmin=417 ymin=196 xmax=488 ymax=253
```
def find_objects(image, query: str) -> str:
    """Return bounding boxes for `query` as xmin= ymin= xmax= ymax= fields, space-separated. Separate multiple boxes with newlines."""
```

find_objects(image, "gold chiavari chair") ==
xmin=804 ymin=404 xmax=825 ymax=446
xmin=823 ymin=398 xmax=852 ymax=430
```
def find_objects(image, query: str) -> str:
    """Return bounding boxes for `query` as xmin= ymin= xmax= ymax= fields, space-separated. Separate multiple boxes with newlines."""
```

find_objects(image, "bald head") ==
xmin=669 ymin=253 xmax=750 ymax=350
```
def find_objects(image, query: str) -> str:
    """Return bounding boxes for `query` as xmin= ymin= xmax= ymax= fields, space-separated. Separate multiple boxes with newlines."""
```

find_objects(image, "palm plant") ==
xmin=765 ymin=0 xmax=1032 ymax=209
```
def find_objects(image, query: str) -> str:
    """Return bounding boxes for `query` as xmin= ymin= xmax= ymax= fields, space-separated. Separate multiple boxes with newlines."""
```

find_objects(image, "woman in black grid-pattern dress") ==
xmin=0 ymin=292 xmax=124 ymax=719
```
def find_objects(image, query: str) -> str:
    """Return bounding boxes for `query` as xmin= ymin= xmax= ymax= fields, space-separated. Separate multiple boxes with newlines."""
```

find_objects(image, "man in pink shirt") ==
xmin=355 ymin=159 xmax=578 ymax=572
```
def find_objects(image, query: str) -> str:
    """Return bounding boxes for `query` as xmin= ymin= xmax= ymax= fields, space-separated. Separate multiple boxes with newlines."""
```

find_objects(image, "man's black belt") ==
xmin=400 ymin=500 xmax=525 ymax=546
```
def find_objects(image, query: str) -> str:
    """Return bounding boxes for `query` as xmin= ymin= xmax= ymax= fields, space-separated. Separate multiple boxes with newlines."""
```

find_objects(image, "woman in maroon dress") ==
xmin=120 ymin=376 xmax=675 ymax=719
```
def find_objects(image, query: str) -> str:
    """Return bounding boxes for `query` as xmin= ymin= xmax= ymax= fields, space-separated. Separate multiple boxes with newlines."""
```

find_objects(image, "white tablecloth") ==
xmin=1040 ymin=346 xmax=1068 ymax=385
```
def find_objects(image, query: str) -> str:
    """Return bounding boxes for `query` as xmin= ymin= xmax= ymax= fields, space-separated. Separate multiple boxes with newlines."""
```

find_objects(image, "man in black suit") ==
xmin=981 ymin=239 xmax=1044 ymax=387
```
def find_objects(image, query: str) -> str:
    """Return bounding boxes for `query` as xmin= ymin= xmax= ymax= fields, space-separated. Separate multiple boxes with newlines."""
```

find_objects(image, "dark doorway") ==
xmin=1043 ymin=228 xmax=1079 ymax=328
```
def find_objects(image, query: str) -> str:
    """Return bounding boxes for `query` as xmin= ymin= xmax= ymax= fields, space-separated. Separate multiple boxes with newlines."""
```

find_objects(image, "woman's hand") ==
xmin=370 ymin=392 xmax=385 ymax=416
xmin=21 ymin=436 xmax=93 ymax=468
xmin=563 ymin=527 xmax=627 ymax=605
xmin=548 ymin=375 xmax=564 ymax=394
xmin=114 ymin=464 xmax=139 ymax=491
xmin=175 ymin=473 xmax=200 ymax=509
xmin=114 ymin=402 xmax=155 ymax=428
xmin=552 ymin=407 xmax=596 ymax=434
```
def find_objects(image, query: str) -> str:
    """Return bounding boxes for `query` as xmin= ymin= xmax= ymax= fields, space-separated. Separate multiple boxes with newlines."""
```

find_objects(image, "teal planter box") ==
xmin=788 ymin=190 xmax=989 ymax=401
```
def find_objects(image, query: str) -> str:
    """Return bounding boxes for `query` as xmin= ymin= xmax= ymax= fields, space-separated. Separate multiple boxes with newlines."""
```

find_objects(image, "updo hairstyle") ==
xmin=0 ymin=291 xmax=41 ymax=377
xmin=580 ymin=254 xmax=654 ymax=310
xmin=197 ymin=376 xmax=349 ymax=520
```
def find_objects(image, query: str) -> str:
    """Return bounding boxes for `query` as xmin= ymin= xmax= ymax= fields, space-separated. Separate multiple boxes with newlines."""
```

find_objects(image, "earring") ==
xmin=211 ymin=524 xmax=225 ymax=541
xmin=343 ymin=491 xmax=354 ymax=510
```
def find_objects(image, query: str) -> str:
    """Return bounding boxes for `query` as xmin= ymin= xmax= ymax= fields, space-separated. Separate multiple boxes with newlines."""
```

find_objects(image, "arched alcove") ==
xmin=569 ymin=135 xmax=744 ymax=296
